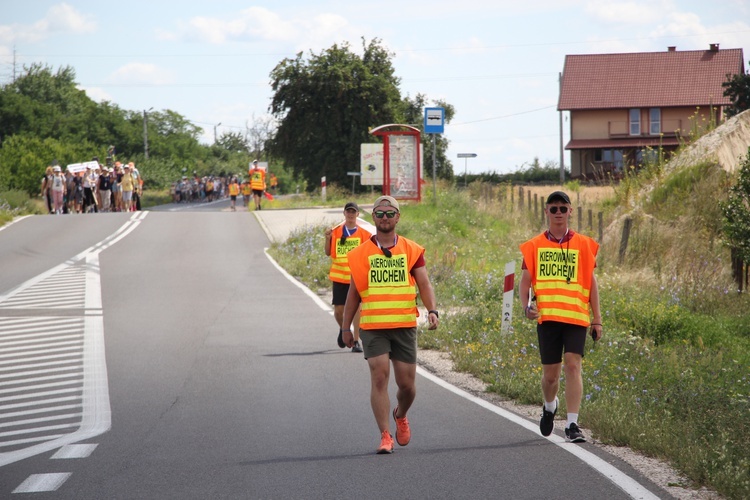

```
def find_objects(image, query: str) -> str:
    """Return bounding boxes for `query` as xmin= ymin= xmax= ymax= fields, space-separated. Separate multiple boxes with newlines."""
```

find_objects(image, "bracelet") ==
xmin=428 ymin=310 xmax=439 ymax=318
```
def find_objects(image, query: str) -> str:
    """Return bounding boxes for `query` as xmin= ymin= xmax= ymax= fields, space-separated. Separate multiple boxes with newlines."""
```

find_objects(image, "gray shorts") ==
xmin=359 ymin=327 xmax=417 ymax=363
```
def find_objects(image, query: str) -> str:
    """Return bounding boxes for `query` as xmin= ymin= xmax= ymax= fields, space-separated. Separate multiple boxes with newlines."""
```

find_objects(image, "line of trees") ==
xmin=1 ymin=39 xmax=459 ymax=197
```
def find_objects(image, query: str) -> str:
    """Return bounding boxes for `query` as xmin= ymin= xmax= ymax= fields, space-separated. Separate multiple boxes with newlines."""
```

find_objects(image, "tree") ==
xmin=245 ymin=113 xmax=275 ymax=160
xmin=401 ymin=93 xmax=455 ymax=180
xmin=720 ymin=150 xmax=750 ymax=290
xmin=268 ymin=38 xmax=402 ymax=190
xmin=722 ymin=64 xmax=750 ymax=118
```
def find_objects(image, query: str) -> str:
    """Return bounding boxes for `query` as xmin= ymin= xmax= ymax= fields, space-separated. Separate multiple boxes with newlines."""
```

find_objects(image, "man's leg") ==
xmin=367 ymin=354 xmax=392 ymax=432
xmin=542 ymin=362 xmax=562 ymax=406
xmin=392 ymin=359 xmax=416 ymax=417
xmin=563 ymin=352 xmax=583 ymax=414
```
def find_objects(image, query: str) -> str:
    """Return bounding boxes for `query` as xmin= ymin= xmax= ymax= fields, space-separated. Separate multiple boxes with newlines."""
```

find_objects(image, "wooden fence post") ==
xmin=598 ymin=212 xmax=603 ymax=242
xmin=619 ymin=216 xmax=632 ymax=264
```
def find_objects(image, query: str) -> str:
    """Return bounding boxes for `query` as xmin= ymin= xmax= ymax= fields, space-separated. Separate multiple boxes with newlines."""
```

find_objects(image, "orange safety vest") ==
xmin=229 ymin=183 xmax=240 ymax=196
xmin=328 ymin=224 xmax=373 ymax=284
xmin=249 ymin=168 xmax=266 ymax=191
xmin=520 ymin=232 xmax=598 ymax=327
xmin=348 ymin=236 xmax=424 ymax=330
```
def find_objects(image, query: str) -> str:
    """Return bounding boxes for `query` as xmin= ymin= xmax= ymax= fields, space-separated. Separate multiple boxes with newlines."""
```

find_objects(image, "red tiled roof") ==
xmin=558 ymin=47 xmax=745 ymax=110
xmin=566 ymin=137 xmax=681 ymax=150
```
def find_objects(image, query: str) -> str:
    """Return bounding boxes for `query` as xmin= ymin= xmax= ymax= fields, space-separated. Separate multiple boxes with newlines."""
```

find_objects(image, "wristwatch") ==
xmin=428 ymin=310 xmax=439 ymax=318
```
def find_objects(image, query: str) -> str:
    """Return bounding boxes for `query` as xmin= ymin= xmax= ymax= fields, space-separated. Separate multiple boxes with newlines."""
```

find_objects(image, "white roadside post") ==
xmin=501 ymin=261 xmax=515 ymax=334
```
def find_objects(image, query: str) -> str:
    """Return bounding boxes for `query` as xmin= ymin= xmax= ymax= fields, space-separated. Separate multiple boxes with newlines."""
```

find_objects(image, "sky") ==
xmin=1 ymin=1 xmax=749 ymax=175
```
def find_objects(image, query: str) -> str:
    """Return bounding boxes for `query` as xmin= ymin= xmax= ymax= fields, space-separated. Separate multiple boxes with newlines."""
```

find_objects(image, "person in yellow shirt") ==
xmin=241 ymin=180 xmax=252 ymax=208
xmin=248 ymin=160 xmax=266 ymax=210
xmin=228 ymin=177 xmax=240 ymax=211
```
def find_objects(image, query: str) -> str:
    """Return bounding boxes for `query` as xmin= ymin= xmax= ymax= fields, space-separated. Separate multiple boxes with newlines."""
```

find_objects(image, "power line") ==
xmin=451 ymin=105 xmax=557 ymax=126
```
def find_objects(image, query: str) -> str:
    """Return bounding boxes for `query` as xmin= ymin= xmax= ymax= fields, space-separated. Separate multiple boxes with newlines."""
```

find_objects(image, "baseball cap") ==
xmin=373 ymin=195 xmax=399 ymax=211
xmin=546 ymin=191 xmax=571 ymax=204
xmin=344 ymin=201 xmax=359 ymax=212
xmin=53 ymin=166 xmax=61 ymax=172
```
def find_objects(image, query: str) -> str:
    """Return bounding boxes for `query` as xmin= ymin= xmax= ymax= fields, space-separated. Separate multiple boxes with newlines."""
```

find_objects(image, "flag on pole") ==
xmin=263 ymin=191 xmax=274 ymax=201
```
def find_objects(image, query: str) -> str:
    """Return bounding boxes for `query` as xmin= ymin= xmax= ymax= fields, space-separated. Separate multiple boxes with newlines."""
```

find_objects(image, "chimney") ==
xmin=668 ymin=46 xmax=676 ymax=52
xmin=709 ymin=43 xmax=719 ymax=52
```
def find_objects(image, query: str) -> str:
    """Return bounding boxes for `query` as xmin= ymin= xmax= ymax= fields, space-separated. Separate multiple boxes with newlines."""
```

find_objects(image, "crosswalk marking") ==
xmin=12 ymin=473 xmax=71 ymax=493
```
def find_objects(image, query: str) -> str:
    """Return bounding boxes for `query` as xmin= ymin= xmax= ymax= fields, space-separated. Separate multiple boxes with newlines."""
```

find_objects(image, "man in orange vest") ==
xmin=324 ymin=202 xmax=373 ymax=353
xmin=519 ymin=191 xmax=603 ymax=443
xmin=248 ymin=160 xmax=266 ymax=210
xmin=342 ymin=195 xmax=439 ymax=454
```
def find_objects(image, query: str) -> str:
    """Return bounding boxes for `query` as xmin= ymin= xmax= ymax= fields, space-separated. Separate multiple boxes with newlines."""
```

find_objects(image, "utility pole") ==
xmin=559 ymin=72 xmax=565 ymax=184
xmin=214 ymin=122 xmax=221 ymax=144
xmin=143 ymin=107 xmax=153 ymax=159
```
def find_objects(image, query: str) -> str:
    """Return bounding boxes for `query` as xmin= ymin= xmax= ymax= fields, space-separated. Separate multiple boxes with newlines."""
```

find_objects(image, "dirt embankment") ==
xmin=667 ymin=109 xmax=750 ymax=174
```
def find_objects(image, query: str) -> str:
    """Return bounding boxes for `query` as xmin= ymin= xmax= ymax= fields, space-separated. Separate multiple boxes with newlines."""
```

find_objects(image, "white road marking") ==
xmin=51 ymin=443 xmax=97 ymax=459
xmin=12 ymin=473 xmax=71 ymax=493
xmin=0 ymin=212 xmax=146 ymax=470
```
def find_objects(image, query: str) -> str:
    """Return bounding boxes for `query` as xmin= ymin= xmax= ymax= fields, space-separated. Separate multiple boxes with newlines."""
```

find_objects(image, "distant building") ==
xmin=558 ymin=44 xmax=746 ymax=180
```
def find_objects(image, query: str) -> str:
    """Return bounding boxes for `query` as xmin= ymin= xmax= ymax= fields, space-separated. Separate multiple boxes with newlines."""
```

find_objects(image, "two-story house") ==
xmin=558 ymin=44 xmax=745 ymax=180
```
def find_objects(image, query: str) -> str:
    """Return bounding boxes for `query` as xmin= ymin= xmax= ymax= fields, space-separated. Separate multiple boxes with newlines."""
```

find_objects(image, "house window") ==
xmin=595 ymin=149 xmax=624 ymax=171
xmin=649 ymin=108 xmax=661 ymax=135
xmin=629 ymin=109 xmax=641 ymax=136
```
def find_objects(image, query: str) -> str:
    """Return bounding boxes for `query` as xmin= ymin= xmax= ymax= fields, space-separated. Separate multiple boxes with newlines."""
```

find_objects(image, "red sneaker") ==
xmin=376 ymin=430 xmax=394 ymax=454
xmin=393 ymin=406 xmax=411 ymax=446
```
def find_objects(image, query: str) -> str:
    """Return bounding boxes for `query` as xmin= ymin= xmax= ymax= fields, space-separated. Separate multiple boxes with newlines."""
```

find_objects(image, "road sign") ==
xmin=457 ymin=153 xmax=477 ymax=158
xmin=424 ymin=107 xmax=445 ymax=134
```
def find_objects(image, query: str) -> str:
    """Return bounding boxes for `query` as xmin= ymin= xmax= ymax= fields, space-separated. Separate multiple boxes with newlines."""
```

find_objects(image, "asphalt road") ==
xmin=0 ymin=200 xmax=668 ymax=499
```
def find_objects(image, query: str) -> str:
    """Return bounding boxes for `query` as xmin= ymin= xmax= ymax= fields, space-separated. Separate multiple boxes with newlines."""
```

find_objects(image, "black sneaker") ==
xmin=337 ymin=329 xmax=345 ymax=348
xmin=539 ymin=400 xmax=557 ymax=437
xmin=565 ymin=422 xmax=586 ymax=443
xmin=352 ymin=341 xmax=363 ymax=353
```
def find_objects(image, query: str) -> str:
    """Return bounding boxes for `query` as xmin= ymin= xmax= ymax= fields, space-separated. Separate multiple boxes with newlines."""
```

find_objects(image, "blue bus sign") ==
xmin=424 ymin=107 xmax=445 ymax=134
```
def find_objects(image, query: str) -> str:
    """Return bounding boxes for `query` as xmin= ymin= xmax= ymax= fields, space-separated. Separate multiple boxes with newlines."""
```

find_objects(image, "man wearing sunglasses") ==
xmin=325 ymin=202 xmax=373 ymax=353
xmin=519 ymin=191 xmax=603 ymax=443
xmin=341 ymin=195 xmax=439 ymax=454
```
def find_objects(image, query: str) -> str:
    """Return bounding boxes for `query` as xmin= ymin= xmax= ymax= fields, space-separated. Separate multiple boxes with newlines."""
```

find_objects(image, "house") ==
xmin=558 ymin=44 xmax=746 ymax=180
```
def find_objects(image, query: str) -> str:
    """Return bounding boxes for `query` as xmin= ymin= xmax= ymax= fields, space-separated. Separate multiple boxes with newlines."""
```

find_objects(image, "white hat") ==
xmin=53 ymin=166 xmax=61 ymax=172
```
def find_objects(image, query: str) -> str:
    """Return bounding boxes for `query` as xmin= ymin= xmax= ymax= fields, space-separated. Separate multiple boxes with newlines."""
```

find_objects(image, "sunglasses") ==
xmin=373 ymin=210 xmax=398 ymax=219
xmin=548 ymin=206 xmax=569 ymax=214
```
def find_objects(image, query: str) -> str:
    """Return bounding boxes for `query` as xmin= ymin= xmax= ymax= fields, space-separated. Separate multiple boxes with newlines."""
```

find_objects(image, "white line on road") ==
xmin=12 ymin=473 xmax=71 ymax=493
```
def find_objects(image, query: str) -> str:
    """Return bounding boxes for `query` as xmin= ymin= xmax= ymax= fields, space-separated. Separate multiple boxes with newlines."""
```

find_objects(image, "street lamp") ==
xmin=143 ymin=107 xmax=153 ymax=159
xmin=214 ymin=122 xmax=222 ymax=144
xmin=457 ymin=153 xmax=477 ymax=187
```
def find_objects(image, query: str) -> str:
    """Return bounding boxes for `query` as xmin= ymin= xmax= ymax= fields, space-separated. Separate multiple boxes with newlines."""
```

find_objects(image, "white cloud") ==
xmin=78 ymin=85 xmax=113 ymax=103
xmin=165 ymin=6 xmax=359 ymax=51
xmin=584 ymin=1 xmax=663 ymax=24
xmin=0 ymin=3 xmax=95 ymax=44
xmin=107 ymin=63 xmax=174 ymax=85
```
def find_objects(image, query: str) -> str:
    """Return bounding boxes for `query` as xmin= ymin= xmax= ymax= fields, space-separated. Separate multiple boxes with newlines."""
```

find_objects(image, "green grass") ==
xmin=270 ymin=182 xmax=750 ymax=499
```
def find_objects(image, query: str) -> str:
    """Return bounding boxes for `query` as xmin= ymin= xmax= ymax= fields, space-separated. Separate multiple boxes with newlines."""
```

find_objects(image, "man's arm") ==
xmin=519 ymin=268 xmax=538 ymax=319
xmin=412 ymin=266 xmax=438 ymax=330
xmin=341 ymin=278 xmax=361 ymax=347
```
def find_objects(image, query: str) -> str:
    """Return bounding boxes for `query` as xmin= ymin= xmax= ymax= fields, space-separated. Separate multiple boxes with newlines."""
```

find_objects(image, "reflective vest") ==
xmin=348 ymin=236 xmax=424 ymax=330
xmin=328 ymin=224 xmax=373 ymax=284
xmin=519 ymin=232 xmax=598 ymax=327
xmin=249 ymin=168 xmax=266 ymax=190
xmin=229 ymin=183 xmax=240 ymax=196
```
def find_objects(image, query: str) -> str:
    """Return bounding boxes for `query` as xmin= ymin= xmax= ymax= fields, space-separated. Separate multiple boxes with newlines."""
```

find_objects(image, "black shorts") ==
xmin=537 ymin=321 xmax=587 ymax=365
xmin=252 ymin=189 xmax=263 ymax=197
xmin=331 ymin=281 xmax=350 ymax=306
xmin=230 ymin=195 xmax=237 ymax=201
